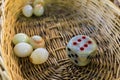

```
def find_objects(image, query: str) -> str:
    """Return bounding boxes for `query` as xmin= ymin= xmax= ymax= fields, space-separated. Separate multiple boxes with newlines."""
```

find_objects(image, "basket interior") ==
xmin=1 ymin=0 xmax=120 ymax=79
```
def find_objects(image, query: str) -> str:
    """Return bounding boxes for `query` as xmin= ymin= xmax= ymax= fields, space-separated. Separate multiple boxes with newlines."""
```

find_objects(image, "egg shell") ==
xmin=33 ymin=0 xmax=44 ymax=7
xmin=29 ymin=48 xmax=49 ymax=64
xmin=22 ymin=4 xmax=33 ymax=17
xmin=12 ymin=33 xmax=29 ymax=45
xmin=33 ymin=4 xmax=44 ymax=17
xmin=14 ymin=42 xmax=33 ymax=57
xmin=29 ymin=35 xmax=45 ymax=49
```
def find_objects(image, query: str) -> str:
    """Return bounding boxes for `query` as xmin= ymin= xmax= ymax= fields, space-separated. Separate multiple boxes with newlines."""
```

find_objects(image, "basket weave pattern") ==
xmin=1 ymin=0 xmax=120 ymax=80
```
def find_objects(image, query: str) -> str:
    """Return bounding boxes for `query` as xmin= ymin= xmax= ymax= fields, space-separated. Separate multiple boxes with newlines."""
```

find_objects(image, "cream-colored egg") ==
xmin=33 ymin=0 xmax=44 ymax=7
xmin=22 ymin=4 xmax=33 ymax=17
xmin=12 ymin=33 xmax=29 ymax=45
xmin=29 ymin=35 xmax=45 ymax=49
xmin=14 ymin=42 xmax=33 ymax=57
xmin=33 ymin=4 xmax=44 ymax=16
xmin=29 ymin=48 xmax=49 ymax=64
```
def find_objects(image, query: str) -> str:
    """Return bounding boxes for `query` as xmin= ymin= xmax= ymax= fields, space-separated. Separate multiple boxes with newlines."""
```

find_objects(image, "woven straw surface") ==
xmin=1 ymin=0 xmax=120 ymax=80
xmin=0 ymin=0 xmax=10 ymax=79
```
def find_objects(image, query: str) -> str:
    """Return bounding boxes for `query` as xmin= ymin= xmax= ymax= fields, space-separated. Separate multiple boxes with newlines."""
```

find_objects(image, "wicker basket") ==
xmin=1 ymin=0 xmax=120 ymax=80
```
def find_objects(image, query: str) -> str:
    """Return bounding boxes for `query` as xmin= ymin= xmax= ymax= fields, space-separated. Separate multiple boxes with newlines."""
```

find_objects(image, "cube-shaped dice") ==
xmin=66 ymin=35 xmax=97 ymax=66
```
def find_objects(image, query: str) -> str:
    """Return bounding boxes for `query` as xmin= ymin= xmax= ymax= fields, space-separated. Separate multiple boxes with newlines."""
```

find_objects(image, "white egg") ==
xmin=12 ymin=33 xmax=29 ymax=45
xmin=33 ymin=0 xmax=44 ymax=7
xmin=22 ymin=4 xmax=33 ymax=17
xmin=29 ymin=35 xmax=45 ymax=49
xmin=33 ymin=4 xmax=44 ymax=17
xmin=14 ymin=42 xmax=33 ymax=57
xmin=29 ymin=48 xmax=49 ymax=64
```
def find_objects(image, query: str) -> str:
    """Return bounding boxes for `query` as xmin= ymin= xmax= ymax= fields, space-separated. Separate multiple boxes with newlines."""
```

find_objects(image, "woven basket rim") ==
xmin=1 ymin=0 xmax=120 ymax=80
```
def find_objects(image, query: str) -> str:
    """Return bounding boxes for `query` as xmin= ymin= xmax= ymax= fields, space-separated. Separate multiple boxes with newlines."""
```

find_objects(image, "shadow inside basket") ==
xmin=11 ymin=3 xmax=118 ymax=80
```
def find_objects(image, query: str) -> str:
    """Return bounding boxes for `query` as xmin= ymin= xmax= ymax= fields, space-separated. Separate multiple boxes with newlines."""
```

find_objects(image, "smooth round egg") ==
xmin=29 ymin=48 xmax=49 ymax=64
xmin=14 ymin=42 xmax=33 ymax=57
xmin=33 ymin=0 xmax=44 ymax=7
xmin=33 ymin=4 xmax=44 ymax=17
xmin=12 ymin=33 xmax=29 ymax=45
xmin=29 ymin=35 xmax=45 ymax=49
xmin=22 ymin=4 xmax=33 ymax=17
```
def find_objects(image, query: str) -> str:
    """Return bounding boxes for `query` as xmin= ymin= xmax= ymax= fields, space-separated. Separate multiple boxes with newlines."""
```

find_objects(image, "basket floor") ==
xmin=13 ymin=12 xmax=119 ymax=80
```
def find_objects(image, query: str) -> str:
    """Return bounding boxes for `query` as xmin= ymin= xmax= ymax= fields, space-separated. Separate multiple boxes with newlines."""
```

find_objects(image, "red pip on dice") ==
xmin=66 ymin=35 xmax=97 ymax=66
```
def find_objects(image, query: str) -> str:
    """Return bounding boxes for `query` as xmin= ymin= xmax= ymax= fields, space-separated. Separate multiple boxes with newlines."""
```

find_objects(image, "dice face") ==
xmin=66 ymin=35 xmax=97 ymax=66
xmin=67 ymin=48 xmax=79 ymax=65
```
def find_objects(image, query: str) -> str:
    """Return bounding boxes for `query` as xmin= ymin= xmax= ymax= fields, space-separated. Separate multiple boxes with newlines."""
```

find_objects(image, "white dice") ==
xmin=66 ymin=35 xmax=97 ymax=66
